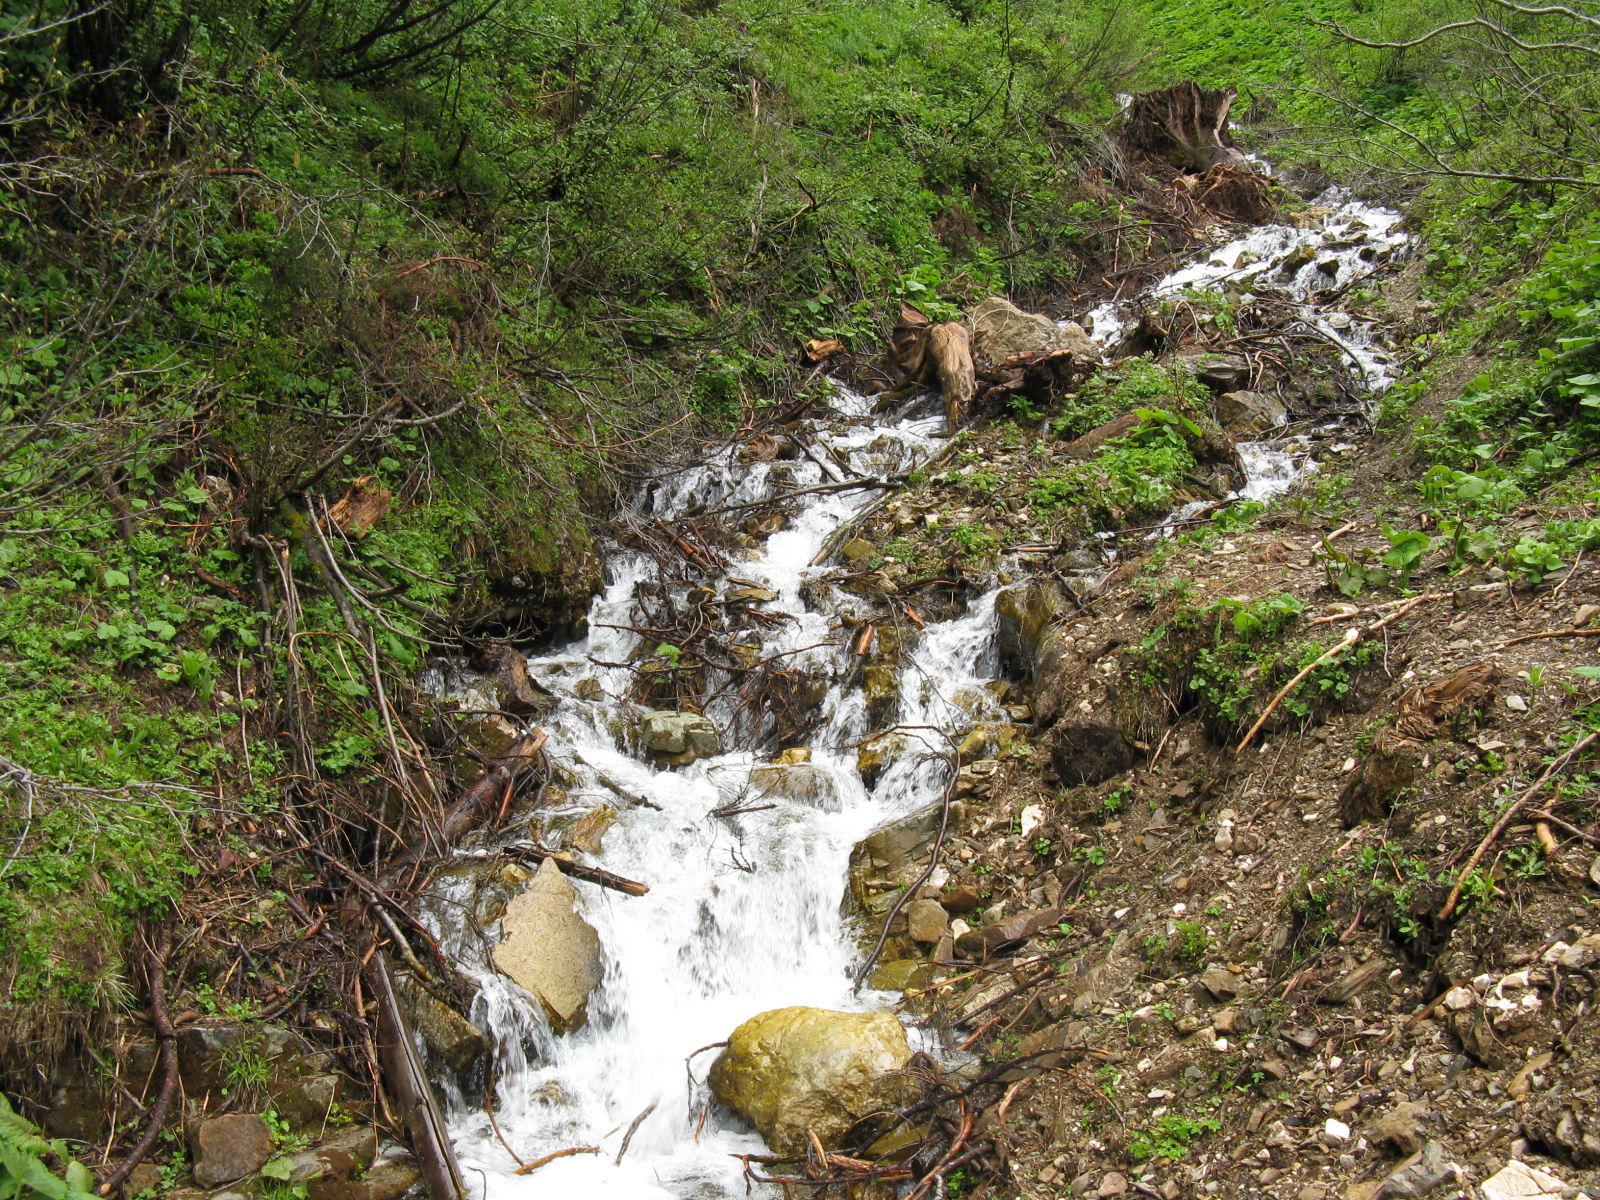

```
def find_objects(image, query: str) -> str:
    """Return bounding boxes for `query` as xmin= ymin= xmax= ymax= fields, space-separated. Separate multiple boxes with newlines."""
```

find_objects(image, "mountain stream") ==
xmin=424 ymin=188 xmax=1411 ymax=1199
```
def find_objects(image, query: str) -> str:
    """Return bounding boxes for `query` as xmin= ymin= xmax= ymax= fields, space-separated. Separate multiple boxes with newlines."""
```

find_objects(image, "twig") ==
xmin=1438 ymin=728 xmax=1600 ymax=920
xmin=1235 ymin=594 xmax=1431 ymax=754
xmin=512 ymin=1146 xmax=600 ymax=1175
xmin=615 ymin=1101 xmax=658 ymax=1165
xmin=1497 ymin=627 xmax=1600 ymax=647
xmin=1527 ymin=809 xmax=1600 ymax=846
xmin=494 ymin=843 xmax=650 ymax=896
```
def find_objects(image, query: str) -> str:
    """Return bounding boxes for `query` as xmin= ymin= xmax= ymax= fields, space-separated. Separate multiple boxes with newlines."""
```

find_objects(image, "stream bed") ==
xmin=424 ymin=187 xmax=1411 ymax=1200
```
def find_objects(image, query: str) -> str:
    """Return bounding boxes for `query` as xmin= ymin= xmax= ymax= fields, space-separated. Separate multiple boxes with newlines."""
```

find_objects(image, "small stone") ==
xmin=1298 ymin=1186 xmax=1326 ymax=1200
xmin=939 ymin=885 xmax=980 ymax=914
xmin=1479 ymin=1159 xmax=1570 ymax=1199
xmin=1441 ymin=985 xmax=1476 ymax=1010
xmin=1199 ymin=966 xmax=1239 ymax=1000
xmin=775 ymin=746 xmax=812 ymax=764
xmin=362 ymin=1162 xmax=422 ymax=1200
xmin=1559 ymin=934 xmax=1600 ymax=969
xmin=1211 ymin=1008 xmax=1239 ymax=1033
xmin=906 ymin=899 xmax=949 ymax=945
xmin=191 ymin=1114 xmax=275 ymax=1187
xmin=1506 ymin=695 xmax=1528 ymax=712
xmin=1368 ymin=1100 xmax=1427 ymax=1156
xmin=1324 ymin=1117 xmax=1351 ymax=1142
xmin=1098 ymin=1172 xmax=1128 ymax=1197
xmin=841 ymin=538 xmax=876 ymax=562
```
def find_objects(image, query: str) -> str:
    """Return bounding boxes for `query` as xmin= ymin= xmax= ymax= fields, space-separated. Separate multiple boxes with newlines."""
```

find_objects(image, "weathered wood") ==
xmin=498 ymin=843 xmax=650 ymax=896
xmin=928 ymin=322 xmax=975 ymax=429
xmin=374 ymin=729 xmax=547 ymax=896
xmin=367 ymin=953 xmax=466 ymax=1200
xmin=1122 ymin=81 xmax=1247 ymax=172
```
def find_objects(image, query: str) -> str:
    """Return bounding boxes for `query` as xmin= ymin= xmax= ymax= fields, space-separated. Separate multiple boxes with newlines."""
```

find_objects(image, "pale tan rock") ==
xmin=906 ymin=899 xmax=949 ymax=945
xmin=491 ymin=857 xmax=602 ymax=1033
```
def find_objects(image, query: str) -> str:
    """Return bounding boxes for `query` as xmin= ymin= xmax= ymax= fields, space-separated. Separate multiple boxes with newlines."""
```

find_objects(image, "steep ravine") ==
xmin=415 ymin=186 xmax=1423 ymax=1199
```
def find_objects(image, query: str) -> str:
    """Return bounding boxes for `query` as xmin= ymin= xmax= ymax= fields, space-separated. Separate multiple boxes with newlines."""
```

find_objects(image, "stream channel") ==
xmin=423 ymin=186 xmax=1411 ymax=1199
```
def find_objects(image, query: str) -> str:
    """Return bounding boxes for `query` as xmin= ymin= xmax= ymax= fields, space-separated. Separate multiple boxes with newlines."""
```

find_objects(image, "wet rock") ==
xmin=906 ymin=898 xmax=949 ymax=944
xmin=954 ymin=907 xmax=1063 ymax=959
xmin=45 ymin=1059 xmax=107 ymax=1141
xmin=862 ymin=663 xmax=900 ymax=728
xmin=996 ymin=578 xmax=1070 ymax=679
xmin=855 ymin=733 xmax=905 ymax=788
xmin=841 ymin=538 xmax=876 ymax=563
xmin=1045 ymin=721 xmax=1134 ymax=786
xmin=1215 ymin=390 xmax=1286 ymax=435
xmin=869 ymin=959 xmax=933 ymax=992
xmin=638 ymin=709 xmax=720 ymax=762
xmin=775 ymin=747 xmax=811 ymax=764
xmin=491 ymin=857 xmax=603 ymax=1033
xmin=1178 ymin=352 xmax=1251 ymax=393
xmin=191 ymin=1114 xmax=275 ymax=1187
xmin=1279 ymin=245 xmax=1315 ymax=275
xmin=363 ymin=1162 xmax=422 ymax=1200
xmin=487 ymin=644 xmax=558 ymax=717
xmin=565 ymin=803 xmax=616 ymax=854
xmin=397 ymin=979 xmax=486 ymax=1079
xmin=708 ymin=1006 xmax=916 ymax=1153
xmin=749 ymin=763 xmax=840 ymax=811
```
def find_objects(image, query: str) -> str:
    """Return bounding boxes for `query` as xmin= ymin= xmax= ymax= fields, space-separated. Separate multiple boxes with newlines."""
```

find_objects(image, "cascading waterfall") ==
xmin=422 ymin=190 xmax=1410 ymax=1200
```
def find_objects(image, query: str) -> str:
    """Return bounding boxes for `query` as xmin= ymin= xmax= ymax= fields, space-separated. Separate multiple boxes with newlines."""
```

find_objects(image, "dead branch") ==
xmin=95 ymin=930 xmax=177 ymax=1196
xmin=1438 ymin=728 xmax=1600 ymax=920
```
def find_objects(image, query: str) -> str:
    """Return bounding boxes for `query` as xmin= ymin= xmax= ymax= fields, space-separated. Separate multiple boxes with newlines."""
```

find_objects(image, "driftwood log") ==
xmin=887 ymin=304 xmax=977 ymax=429
xmin=335 ymin=729 xmax=547 ymax=1200
xmin=1122 ymin=81 xmax=1248 ymax=173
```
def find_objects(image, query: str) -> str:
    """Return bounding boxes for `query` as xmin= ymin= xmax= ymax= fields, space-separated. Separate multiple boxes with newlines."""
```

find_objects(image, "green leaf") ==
xmin=259 ymin=1158 xmax=295 ymax=1181
xmin=102 ymin=568 xmax=130 ymax=589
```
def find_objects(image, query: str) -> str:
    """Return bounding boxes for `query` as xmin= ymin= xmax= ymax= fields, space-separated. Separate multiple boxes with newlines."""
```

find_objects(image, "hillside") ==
xmin=1 ymin=2 xmax=1599 ymax=1200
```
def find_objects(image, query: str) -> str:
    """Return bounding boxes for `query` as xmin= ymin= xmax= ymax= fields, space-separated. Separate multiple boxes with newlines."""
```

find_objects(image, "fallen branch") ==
xmin=1438 ymin=728 xmax=1600 ymax=920
xmin=96 ymin=931 xmax=177 ymax=1196
xmin=1527 ymin=809 xmax=1600 ymax=846
xmin=1234 ymin=594 xmax=1431 ymax=754
xmin=512 ymin=1146 xmax=600 ymax=1175
xmin=1497 ymin=627 xmax=1600 ymax=647
xmin=495 ymin=843 xmax=650 ymax=896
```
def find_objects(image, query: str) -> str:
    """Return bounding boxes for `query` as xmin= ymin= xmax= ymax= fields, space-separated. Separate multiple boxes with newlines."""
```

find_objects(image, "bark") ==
xmin=1122 ymin=81 xmax=1247 ymax=173
xmin=928 ymin=323 xmax=975 ymax=429
xmin=367 ymin=953 xmax=466 ymax=1200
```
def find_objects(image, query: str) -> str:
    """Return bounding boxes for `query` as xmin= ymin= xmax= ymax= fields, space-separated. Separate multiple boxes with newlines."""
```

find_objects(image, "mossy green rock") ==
xmin=709 ymin=1006 xmax=916 ymax=1153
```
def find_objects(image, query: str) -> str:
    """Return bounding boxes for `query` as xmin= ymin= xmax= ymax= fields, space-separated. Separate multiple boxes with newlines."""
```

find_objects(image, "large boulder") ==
xmin=491 ymin=857 xmax=603 ymax=1032
xmin=709 ymin=1007 xmax=916 ymax=1153
xmin=969 ymin=297 xmax=1097 ymax=365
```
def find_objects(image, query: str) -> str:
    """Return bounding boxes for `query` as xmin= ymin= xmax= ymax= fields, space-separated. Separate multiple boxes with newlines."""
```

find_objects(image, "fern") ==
xmin=0 ymin=1095 xmax=97 ymax=1200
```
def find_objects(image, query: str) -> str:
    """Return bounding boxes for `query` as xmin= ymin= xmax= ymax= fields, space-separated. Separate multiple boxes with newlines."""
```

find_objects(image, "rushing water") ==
xmin=427 ymin=190 xmax=1410 ymax=1200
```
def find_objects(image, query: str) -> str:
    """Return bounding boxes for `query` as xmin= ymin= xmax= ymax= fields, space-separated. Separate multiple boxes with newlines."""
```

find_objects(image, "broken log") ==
xmin=1122 ymin=81 xmax=1248 ymax=173
xmin=495 ymin=843 xmax=650 ymax=896
xmin=367 ymin=952 xmax=466 ymax=1200
xmin=929 ymin=323 xmax=975 ymax=429
xmin=374 ymin=729 xmax=547 ymax=896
